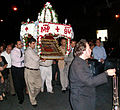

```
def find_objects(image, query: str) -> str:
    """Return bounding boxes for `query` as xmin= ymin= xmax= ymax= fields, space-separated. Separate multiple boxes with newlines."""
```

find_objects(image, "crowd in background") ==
xmin=0 ymin=37 xmax=114 ymax=107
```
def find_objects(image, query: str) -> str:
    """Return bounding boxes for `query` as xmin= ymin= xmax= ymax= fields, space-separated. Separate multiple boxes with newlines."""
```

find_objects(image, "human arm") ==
xmin=102 ymin=47 xmax=107 ymax=60
xmin=0 ymin=72 xmax=4 ymax=83
xmin=73 ymin=61 xmax=108 ymax=87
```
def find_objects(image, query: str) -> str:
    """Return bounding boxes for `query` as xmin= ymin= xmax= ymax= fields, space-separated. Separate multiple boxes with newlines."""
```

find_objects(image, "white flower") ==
xmin=45 ymin=9 xmax=52 ymax=22
xmin=52 ymin=10 xmax=58 ymax=23
xmin=45 ymin=2 xmax=52 ymax=8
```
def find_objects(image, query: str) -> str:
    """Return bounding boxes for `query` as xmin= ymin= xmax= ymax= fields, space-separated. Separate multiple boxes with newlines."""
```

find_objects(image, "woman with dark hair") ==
xmin=0 ymin=53 xmax=8 ymax=101
xmin=0 ymin=72 xmax=4 ymax=101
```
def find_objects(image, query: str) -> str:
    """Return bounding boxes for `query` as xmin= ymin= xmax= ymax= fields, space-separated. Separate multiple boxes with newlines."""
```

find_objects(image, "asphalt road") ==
xmin=0 ymin=77 xmax=119 ymax=110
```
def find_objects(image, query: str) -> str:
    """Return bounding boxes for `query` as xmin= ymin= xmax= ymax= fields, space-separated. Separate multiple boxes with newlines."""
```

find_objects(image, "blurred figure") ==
xmin=70 ymin=40 xmax=76 ymax=53
xmin=58 ymin=38 xmax=67 ymax=92
xmin=64 ymin=40 xmax=76 ymax=89
xmin=52 ymin=39 xmax=60 ymax=84
xmin=93 ymin=39 xmax=107 ymax=75
xmin=98 ymin=37 xmax=104 ymax=47
xmin=1 ymin=45 xmax=15 ymax=95
xmin=11 ymin=40 xmax=25 ymax=104
xmin=52 ymin=60 xmax=60 ymax=83
xmin=89 ymin=41 xmax=95 ymax=58
xmin=0 ymin=72 xmax=4 ymax=101
xmin=24 ymin=37 xmax=42 ymax=107
xmin=10 ymin=43 xmax=14 ymax=49
xmin=0 ymin=45 xmax=4 ymax=53
xmin=40 ymin=60 xmax=54 ymax=93
xmin=0 ymin=52 xmax=8 ymax=100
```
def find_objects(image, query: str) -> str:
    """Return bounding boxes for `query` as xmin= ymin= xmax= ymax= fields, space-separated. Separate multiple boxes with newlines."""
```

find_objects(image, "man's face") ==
xmin=29 ymin=42 xmax=36 ymax=49
xmin=96 ymin=40 xmax=101 ymax=47
xmin=83 ymin=43 xmax=91 ymax=59
xmin=71 ymin=41 xmax=76 ymax=48
xmin=61 ymin=39 xmax=66 ymax=47
xmin=16 ymin=41 xmax=23 ymax=49
xmin=0 ymin=46 xmax=4 ymax=52
xmin=6 ymin=45 xmax=12 ymax=54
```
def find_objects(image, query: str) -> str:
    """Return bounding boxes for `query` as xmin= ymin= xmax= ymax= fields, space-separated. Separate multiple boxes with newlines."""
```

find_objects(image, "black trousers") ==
xmin=52 ymin=63 xmax=60 ymax=81
xmin=11 ymin=66 xmax=25 ymax=101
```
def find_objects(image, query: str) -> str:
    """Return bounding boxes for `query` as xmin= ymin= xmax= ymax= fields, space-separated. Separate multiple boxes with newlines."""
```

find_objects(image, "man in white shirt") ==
xmin=1 ymin=45 xmax=15 ymax=95
xmin=40 ymin=60 xmax=53 ymax=93
xmin=11 ymin=41 xmax=25 ymax=104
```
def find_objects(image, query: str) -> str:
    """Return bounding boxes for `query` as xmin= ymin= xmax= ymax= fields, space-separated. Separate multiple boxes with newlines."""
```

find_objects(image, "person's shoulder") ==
xmin=11 ymin=47 xmax=20 ymax=55
xmin=1 ymin=51 xmax=6 ymax=56
xmin=11 ymin=47 xmax=17 ymax=51
xmin=93 ymin=46 xmax=98 ymax=49
xmin=71 ymin=57 xmax=85 ymax=70
xmin=11 ymin=47 xmax=15 ymax=53
xmin=72 ymin=57 xmax=83 ymax=64
xmin=25 ymin=47 xmax=34 ymax=54
xmin=93 ymin=46 xmax=99 ymax=52
xmin=101 ymin=46 xmax=105 ymax=49
xmin=25 ymin=47 xmax=29 ymax=54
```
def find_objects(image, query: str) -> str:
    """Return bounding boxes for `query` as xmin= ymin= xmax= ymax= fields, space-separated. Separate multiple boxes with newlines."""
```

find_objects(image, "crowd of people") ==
xmin=0 ymin=38 xmax=76 ymax=106
xmin=0 ymin=37 xmax=116 ymax=109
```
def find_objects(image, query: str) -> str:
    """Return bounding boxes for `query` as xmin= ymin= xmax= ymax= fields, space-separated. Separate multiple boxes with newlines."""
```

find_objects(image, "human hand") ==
xmin=100 ymin=58 xmax=104 ymax=63
xmin=59 ymin=57 xmax=64 ymax=60
xmin=106 ymin=69 xmax=116 ymax=76
xmin=41 ymin=58 xmax=46 ymax=62
xmin=90 ymin=56 xmax=94 ymax=59
xmin=1 ymin=76 xmax=4 ymax=83
xmin=0 ymin=67 xmax=4 ymax=71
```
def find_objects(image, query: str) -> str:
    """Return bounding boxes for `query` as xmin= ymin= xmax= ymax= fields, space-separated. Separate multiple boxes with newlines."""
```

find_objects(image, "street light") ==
xmin=115 ymin=14 xmax=120 ymax=19
xmin=0 ymin=19 xmax=3 ymax=22
xmin=12 ymin=6 xmax=18 ymax=11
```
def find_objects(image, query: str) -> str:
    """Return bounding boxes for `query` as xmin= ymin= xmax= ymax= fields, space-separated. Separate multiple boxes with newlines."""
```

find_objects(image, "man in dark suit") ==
xmin=69 ymin=39 xmax=116 ymax=110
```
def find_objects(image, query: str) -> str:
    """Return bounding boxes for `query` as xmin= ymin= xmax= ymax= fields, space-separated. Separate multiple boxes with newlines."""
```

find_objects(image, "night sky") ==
xmin=1 ymin=0 xmax=120 ymax=47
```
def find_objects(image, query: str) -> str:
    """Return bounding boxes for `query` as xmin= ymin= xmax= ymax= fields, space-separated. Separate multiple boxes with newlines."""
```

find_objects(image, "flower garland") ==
xmin=36 ymin=24 xmax=42 ymax=56
xmin=65 ymin=37 xmax=71 ymax=55
xmin=39 ymin=2 xmax=58 ymax=23
xmin=22 ymin=34 xmax=33 ymax=50
xmin=22 ymin=21 xmax=34 ymax=25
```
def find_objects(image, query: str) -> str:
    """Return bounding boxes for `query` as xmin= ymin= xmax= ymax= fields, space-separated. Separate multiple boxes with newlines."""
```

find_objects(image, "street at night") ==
xmin=0 ymin=1 xmax=120 ymax=110
xmin=0 ymin=78 xmax=118 ymax=110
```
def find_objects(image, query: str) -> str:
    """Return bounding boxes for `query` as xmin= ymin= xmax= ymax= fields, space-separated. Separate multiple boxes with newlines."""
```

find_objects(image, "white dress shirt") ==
xmin=1 ymin=51 xmax=11 ymax=68
xmin=11 ymin=47 xmax=24 ymax=67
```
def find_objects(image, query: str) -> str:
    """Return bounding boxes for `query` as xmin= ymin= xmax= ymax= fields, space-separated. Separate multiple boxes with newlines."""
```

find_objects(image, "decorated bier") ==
xmin=20 ymin=2 xmax=74 ymax=59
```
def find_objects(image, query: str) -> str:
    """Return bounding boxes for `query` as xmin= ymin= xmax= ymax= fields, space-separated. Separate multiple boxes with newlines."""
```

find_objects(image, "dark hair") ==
xmin=15 ymin=40 xmax=21 ymax=45
xmin=70 ymin=39 xmax=76 ymax=43
xmin=60 ymin=38 xmax=66 ymax=42
xmin=28 ymin=37 xmax=36 ymax=44
xmin=74 ymin=39 xmax=87 ymax=56
xmin=96 ymin=39 xmax=101 ymax=42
